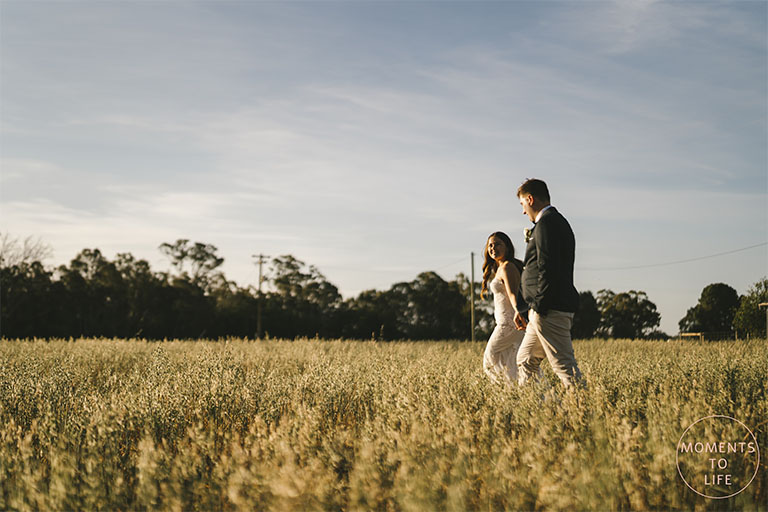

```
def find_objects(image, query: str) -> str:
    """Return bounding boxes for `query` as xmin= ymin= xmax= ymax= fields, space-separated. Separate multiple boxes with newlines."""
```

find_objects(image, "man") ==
xmin=513 ymin=178 xmax=583 ymax=388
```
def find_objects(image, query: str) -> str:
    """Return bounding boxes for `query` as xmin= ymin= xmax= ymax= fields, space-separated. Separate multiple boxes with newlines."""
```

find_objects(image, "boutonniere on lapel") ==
xmin=524 ymin=227 xmax=533 ymax=244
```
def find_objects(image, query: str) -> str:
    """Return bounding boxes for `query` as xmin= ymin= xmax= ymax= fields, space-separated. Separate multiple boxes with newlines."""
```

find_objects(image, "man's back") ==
xmin=521 ymin=207 xmax=579 ymax=314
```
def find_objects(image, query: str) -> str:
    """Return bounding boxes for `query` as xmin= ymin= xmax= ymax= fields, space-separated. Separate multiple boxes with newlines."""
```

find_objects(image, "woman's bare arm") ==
xmin=500 ymin=262 xmax=521 ymax=313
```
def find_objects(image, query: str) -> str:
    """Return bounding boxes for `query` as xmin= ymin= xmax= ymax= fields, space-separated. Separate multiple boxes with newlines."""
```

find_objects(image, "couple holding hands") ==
xmin=482 ymin=178 xmax=583 ymax=389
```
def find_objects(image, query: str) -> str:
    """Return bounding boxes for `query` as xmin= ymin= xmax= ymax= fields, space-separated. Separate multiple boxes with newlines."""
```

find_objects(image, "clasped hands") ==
xmin=513 ymin=312 xmax=528 ymax=331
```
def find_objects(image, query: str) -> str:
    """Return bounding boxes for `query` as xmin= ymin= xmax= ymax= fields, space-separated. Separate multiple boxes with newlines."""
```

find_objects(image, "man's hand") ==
xmin=514 ymin=312 xmax=528 ymax=330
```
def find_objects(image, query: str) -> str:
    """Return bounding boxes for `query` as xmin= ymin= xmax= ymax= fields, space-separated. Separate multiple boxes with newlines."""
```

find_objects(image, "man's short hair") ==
xmin=517 ymin=178 xmax=550 ymax=202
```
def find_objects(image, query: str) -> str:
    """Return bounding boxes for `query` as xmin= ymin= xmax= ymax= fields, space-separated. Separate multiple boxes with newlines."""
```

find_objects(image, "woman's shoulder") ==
xmin=502 ymin=259 xmax=523 ymax=276
xmin=498 ymin=260 xmax=514 ymax=274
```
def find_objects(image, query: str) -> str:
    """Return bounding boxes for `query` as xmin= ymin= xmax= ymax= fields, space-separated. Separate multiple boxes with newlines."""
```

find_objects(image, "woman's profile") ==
xmin=481 ymin=231 xmax=526 ymax=384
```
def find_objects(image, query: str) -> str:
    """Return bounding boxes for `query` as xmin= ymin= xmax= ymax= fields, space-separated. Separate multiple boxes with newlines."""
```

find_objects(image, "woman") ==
xmin=481 ymin=231 xmax=526 ymax=385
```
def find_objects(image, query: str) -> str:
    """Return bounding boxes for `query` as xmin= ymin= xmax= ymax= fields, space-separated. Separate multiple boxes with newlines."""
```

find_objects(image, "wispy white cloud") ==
xmin=545 ymin=1 xmax=759 ymax=56
xmin=0 ymin=158 xmax=61 ymax=182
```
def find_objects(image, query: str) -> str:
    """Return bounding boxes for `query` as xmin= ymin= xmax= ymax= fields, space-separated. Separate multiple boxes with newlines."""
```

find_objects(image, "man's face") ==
xmin=519 ymin=194 xmax=536 ymax=222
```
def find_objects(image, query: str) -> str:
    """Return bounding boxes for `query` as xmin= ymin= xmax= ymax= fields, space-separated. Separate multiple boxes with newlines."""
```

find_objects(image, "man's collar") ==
xmin=534 ymin=205 xmax=553 ymax=224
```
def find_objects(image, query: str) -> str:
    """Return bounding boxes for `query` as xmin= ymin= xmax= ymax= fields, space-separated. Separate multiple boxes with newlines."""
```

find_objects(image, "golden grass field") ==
xmin=0 ymin=338 xmax=765 ymax=511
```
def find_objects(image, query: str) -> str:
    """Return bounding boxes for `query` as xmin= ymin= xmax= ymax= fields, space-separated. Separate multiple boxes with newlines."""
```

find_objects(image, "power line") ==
xmin=244 ymin=241 xmax=765 ymax=280
xmin=313 ymin=256 xmax=470 ymax=275
xmin=577 ymin=241 xmax=767 ymax=272
xmin=434 ymin=256 xmax=470 ymax=272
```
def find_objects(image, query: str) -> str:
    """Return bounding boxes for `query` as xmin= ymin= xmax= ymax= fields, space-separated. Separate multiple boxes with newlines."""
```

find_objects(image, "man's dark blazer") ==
xmin=521 ymin=206 xmax=579 ymax=315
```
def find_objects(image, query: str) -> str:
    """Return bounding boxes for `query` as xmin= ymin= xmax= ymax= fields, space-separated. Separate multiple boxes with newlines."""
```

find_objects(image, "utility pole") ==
xmin=470 ymin=251 xmax=476 ymax=342
xmin=252 ymin=254 xmax=269 ymax=339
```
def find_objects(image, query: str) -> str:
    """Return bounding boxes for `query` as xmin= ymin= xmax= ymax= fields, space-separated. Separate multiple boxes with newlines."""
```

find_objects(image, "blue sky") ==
xmin=1 ymin=1 xmax=766 ymax=335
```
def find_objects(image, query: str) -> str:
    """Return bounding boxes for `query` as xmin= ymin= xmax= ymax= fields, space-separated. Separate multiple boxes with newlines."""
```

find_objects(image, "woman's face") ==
xmin=487 ymin=236 xmax=507 ymax=262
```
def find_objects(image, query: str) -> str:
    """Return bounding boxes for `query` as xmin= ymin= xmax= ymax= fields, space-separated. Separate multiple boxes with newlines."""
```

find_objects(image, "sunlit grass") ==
xmin=0 ymin=338 xmax=765 ymax=510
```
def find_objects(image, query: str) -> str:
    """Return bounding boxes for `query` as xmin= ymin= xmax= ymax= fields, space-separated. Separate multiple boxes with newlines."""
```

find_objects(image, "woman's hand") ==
xmin=514 ymin=312 xmax=527 ymax=330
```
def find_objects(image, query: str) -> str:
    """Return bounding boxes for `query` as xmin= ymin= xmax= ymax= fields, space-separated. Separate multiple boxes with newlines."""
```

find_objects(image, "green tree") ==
xmin=679 ymin=283 xmax=739 ymax=334
xmin=341 ymin=289 xmax=394 ymax=340
xmin=269 ymin=255 xmax=340 ymax=306
xmin=267 ymin=255 xmax=342 ymax=338
xmin=114 ymin=253 xmax=168 ymax=338
xmin=210 ymin=283 xmax=259 ymax=339
xmin=0 ymin=261 xmax=58 ymax=337
xmin=572 ymin=290 xmax=600 ymax=339
xmin=386 ymin=271 xmax=468 ymax=340
xmin=341 ymin=271 xmax=472 ymax=341
xmin=57 ymin=249 xmax=128 ymax=337
xmin=161 ymin=276 xmax=216 ymax=338
xmin=455 ymin=272 xmax=494 ymax=341
xmin=159 ymin=239 xmax=224 ymax=291
xmin=733 ymin=277 xmax=768 ymax=338
xmin=596 ymin=289 xmax=661 ymax=339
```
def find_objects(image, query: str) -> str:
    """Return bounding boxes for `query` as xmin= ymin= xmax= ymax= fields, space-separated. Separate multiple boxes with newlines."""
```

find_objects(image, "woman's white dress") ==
xmin=483 ymin=276 xmax=524 ymax=384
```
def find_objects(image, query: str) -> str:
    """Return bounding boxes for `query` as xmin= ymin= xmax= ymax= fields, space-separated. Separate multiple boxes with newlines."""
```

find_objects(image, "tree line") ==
xmin=1 ymin=236 xmax=766 ymax=340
